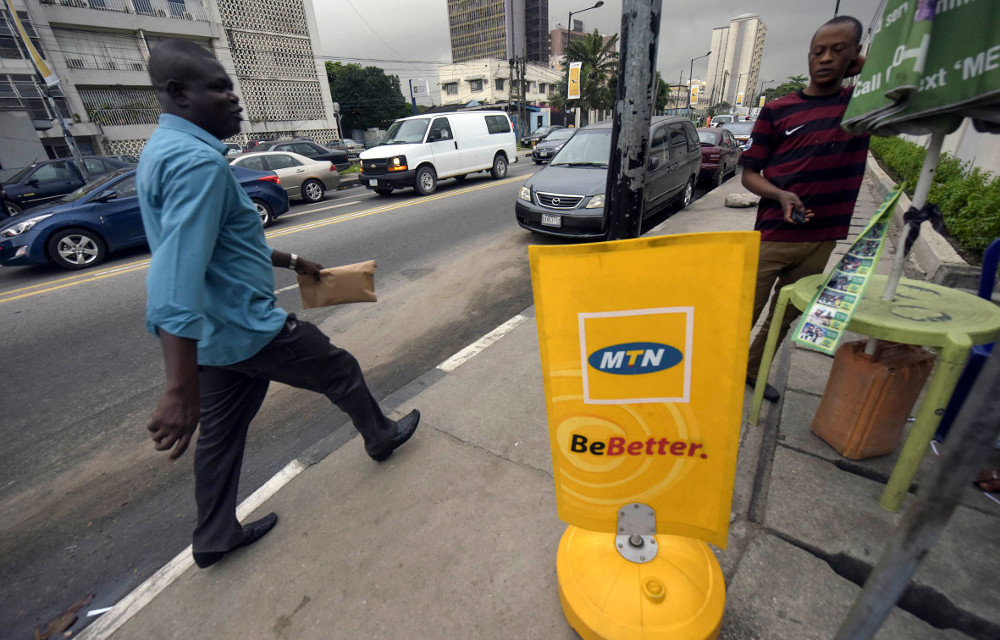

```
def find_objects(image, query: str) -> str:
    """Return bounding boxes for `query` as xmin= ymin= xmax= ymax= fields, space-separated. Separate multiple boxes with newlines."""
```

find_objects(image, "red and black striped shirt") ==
xmin=740 ymin=87 xmax=870 ymax=242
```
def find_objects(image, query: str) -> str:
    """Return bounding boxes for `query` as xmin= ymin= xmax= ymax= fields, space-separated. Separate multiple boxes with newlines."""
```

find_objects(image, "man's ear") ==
xmin=163 ymin=78 xmax=189 ymax=108
xmin=845 ymin=50 xmax=866 ymax=78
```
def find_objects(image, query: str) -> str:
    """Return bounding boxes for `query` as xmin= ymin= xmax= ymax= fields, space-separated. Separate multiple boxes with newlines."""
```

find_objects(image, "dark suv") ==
xmin=253 ymin=139 xmax=350 ymax=172
xmin=515 ymin=116 xmax=701 ymax=239
xmin=2 ymin=156 xmax=134 ymax=217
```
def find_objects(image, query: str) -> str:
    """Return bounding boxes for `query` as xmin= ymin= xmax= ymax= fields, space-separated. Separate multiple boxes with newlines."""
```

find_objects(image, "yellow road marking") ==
xmin=0 ymin=173 xmax=530 ymax=305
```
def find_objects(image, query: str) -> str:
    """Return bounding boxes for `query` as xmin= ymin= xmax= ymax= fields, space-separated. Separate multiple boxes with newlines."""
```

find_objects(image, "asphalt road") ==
xmin=0 ymin=158 xmax=705 ymax=638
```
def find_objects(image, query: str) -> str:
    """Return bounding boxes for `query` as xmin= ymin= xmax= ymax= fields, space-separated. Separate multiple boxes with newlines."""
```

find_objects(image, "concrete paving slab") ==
xmin=787 ymin=347 xmax=835 ymax=396
xmin=721 ymin=534 xmax=968 ymax=639
xmin=109 ymin=424 xmax=579 ymax=640
xmin=414 ymin=319 xmax=552 ymax=475
xmin=764 ymin=447 xmax=1000 ymax=631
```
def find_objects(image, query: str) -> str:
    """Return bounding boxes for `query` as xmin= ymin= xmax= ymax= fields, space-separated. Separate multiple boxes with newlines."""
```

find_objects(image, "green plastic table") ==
xmin=748 ymin=274 xmax=1000 ymax=512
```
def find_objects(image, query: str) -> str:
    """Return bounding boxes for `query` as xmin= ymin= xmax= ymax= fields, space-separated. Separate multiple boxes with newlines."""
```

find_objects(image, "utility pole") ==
xmin=519 ymin=57 xmax=527 ymax=140
xmin=509 ymin=58 xmax=516 ymax=132
xmin=604 ymin=0 xmax=662 ymax=240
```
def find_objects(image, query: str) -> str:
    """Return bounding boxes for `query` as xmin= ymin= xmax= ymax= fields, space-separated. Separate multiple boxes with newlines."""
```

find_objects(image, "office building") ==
xmin=446 ymin=0 xmax=549 ymax=65
xmin=0 ymin=0 xmax=338 ymax=165
xmin=704 ymin=13 xmax=766 ymax=111
xmin=548 ymin=20 xmax=615 ymax=70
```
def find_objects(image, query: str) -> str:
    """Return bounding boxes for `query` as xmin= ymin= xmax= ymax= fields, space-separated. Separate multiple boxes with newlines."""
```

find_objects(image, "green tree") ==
xmin=325 ymin=62 xmax=411 ymax=133
xmin=761 ymin=74 xmax=807 ymax=104
xmin=708 ymin=101 xmax=731 ymax=116
xmin=654 ymin=73 xmax=670 ymax=111
xmin=552 ymin=30 xmax=620 ymax=113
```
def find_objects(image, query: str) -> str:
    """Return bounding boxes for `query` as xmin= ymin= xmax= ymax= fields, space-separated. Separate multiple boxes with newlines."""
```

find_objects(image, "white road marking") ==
xmin=281 ymin=200 xmax=361 ymax=219
xmin=437 ymin=314 xmax=528 ymax=372
xmin=76 ymin=459 xmax=308 ymax=640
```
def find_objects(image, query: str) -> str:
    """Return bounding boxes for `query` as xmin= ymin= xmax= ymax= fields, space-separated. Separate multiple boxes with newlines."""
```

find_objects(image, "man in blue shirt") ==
xmin=138 ymin=39 xmax=419 ymax=569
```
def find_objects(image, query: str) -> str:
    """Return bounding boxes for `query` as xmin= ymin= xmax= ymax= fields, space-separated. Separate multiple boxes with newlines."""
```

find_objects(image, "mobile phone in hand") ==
xmin=792 ymin=206 xmax=807 ymax=224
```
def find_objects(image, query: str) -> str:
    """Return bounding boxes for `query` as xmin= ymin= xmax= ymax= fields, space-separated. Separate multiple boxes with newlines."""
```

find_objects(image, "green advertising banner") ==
xmin=843 ymin=0 xmax=1000 ymax=136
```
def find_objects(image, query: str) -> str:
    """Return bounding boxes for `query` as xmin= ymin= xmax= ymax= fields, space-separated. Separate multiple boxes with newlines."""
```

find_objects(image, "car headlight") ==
xmin=518 ymin=186 xmax=532 ymax=202
xmin=1 ymin=213 xmax=53 ymax=237
xmin=585 ymin=194 xmax=605 ymax=209
xmin=388 ymin=155 xmax=408 ymax=171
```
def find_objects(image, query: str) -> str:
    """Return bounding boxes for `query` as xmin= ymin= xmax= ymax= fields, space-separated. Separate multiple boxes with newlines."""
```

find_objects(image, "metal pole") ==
xmin=408 ymin=79 xmax=417 ymax=116
xmin=882 ymin=129 xmax=945 ymax=302
xmin=604 ymin=0 xmax=662 ymax=240
xmin=834 ymin=345 xmax=1000 ymax=640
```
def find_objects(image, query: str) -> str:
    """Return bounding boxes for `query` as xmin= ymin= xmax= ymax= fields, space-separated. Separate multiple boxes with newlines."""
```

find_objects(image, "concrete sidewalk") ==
xmin=81 ymin=164 xmax=1000 ymax=640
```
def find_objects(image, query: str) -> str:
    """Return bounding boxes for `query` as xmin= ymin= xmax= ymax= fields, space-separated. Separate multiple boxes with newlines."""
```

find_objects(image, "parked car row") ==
xmin=1 ymin=156 xmax=135 ymax=217
xmin=0 ymin=166 xmax=289 ymax=270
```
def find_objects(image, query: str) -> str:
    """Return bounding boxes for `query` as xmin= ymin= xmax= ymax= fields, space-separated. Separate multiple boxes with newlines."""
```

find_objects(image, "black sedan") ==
xmin=531 ymin=128 xmax=576 ymax=164
xmin=252 ymin=139 xmax=351 ymax=173
xmin=1 ymin=156 xmax=135 ymax=217
xmin=520 ymin=124 xmax=565 ymax=147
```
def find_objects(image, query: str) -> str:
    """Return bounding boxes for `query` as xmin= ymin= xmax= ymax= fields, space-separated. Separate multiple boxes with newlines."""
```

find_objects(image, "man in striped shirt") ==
xmin=741 ymin=15 xmax=869 ymax=401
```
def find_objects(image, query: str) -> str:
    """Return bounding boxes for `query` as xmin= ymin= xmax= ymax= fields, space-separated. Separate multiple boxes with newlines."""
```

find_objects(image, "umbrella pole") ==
xmin=833 ymin=345 xmax=1000 ymax=640
xmin=881 ymin=129 xmax=946 ymax=302
xmin=864 ymin=130 xmax=947 ymax=356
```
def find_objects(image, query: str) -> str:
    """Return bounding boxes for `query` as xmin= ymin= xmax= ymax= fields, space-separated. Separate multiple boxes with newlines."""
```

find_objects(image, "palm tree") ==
xmin=553 ymin=30 xmax=620 ymax=118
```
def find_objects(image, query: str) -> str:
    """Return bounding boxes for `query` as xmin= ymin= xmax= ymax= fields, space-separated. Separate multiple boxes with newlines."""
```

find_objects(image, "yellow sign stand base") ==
xmin=557 ymin=526 xmax=725 ymax=640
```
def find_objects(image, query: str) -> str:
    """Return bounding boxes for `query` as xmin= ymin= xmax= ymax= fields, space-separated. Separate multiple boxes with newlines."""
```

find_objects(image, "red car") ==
xmin=696 ymin=127 xmax=741 ymax=187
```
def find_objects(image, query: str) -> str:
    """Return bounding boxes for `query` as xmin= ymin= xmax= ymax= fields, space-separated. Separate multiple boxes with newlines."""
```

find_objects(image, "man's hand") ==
xmin=147 ymin=385 xmax=199 ymax=461
xmin=295 ymin=256 xmax=323 ymax=281
xmin=150 ymin=331 xmax=200 ymax=461
xmin=776 ymin=190 xmax=813 ymax=224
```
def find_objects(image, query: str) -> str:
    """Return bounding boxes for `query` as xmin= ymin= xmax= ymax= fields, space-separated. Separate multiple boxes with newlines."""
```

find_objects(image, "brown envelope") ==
xmin=297 ymin=260 xmax=377 ymax=308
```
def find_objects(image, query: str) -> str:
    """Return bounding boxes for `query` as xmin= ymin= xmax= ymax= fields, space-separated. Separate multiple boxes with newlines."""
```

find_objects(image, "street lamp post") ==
xmin=688 ymin=50 xmax=710 ymax=113
xmin=754 ymin=78 xmax=774 ymax=112
xmin=565 ymin=1 xmax=604 ymax=126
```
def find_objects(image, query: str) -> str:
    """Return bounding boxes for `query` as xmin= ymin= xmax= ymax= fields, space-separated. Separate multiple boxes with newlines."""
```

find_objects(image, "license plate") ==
xmin=541 ymin=213 xmax=561 ymax=227
xmin=369 ymin=179 xmax=378 ymax=187
xmin=538 ymin=151 xmax=549 ymax=157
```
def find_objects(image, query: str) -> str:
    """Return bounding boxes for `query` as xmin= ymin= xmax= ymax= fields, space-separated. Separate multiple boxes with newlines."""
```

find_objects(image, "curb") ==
xmin=864 ymin=155 xmax=981 ymax=289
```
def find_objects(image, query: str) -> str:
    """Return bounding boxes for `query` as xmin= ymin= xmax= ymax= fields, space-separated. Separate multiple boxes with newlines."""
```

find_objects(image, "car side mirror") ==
xmin=429 ymin=129 xmax=442 ymax=142
xmin=95 ymin=189 xmax=118 ymax=203
xmin=26 ymin=178 xmax=39 ymax=187
xmin=648 ymin=156 xmax=660 ymax=169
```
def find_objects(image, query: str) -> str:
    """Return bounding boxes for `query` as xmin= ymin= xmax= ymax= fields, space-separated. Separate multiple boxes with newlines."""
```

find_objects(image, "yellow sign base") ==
xmin=557 ymin=526 xmax=725 ymax=640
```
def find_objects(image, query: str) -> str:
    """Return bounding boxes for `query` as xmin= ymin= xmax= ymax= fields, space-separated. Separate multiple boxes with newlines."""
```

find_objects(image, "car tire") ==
xmin=4 ymin=200 xmax=22 ymax=218
xmin=490 ymin=154 xmax=508 ymax=179
xmin=301 ymin=179 xmax=325 ymax=203
xmin=47 ymin=227 xmax=107 ymax=270
xmin=674 ymin=177 xmax=695 ymax=212
xmin=253 ymin=199 xmax=274 ymax=227
xmin=713 ymin=169 xmax=724 ymax=188
xmin=374 ymin=187 xmax=394 ymax=196
xmin=414 ymin=166 xmax=437 ymax=195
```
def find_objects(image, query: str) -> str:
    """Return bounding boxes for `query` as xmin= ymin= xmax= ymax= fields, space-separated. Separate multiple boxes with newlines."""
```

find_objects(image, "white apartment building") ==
xmin=0 ymin=0 xmax=337 ymax=167
xmin=705 ymin=13 xmax=766 ymax=111
xmin=437 ymin=57 xmax=563 ymax=107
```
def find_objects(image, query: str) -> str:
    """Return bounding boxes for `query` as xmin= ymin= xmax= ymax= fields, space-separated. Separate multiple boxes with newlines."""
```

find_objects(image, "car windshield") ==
xmin=698 ymin=131 xmax=719 ymax=145
xmin=60 ymin=169 xmax=131 ymax=203
xmin=543 ymin=129 xmax=574 ymax=142
xmin=722 ymin=122 xmax=755 ymax=136
xmin=382 ymin=119 xmax=430 ymax=144
xmin=549 ymin=129 xmax=611 ymax=167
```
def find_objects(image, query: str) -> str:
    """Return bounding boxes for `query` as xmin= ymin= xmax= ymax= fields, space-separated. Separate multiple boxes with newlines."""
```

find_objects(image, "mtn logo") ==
xmin=587 ymin=342 xmax=683 ymax=375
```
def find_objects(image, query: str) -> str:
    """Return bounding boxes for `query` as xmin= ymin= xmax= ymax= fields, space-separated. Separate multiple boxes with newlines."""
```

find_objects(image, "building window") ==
xmin=1 ymin=11 xmax=45 ymax=60
xmin=538 ymin=83 xmax=545 ymax=94
xmin=495 ymin=78 xmax=504 ymax=91
xmin=470 ymin=79 xmax=483 ymax=92
xmin=444 ymin=83 xmax=458 ymax=95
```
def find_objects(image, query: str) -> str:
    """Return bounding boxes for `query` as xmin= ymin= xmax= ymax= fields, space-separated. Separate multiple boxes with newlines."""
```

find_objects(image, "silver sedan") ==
xmin=230 ymin=151 xmax=341 ymax=203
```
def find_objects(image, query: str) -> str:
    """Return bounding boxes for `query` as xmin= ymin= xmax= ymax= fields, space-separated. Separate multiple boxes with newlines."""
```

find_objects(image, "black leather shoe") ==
xmin=193 ymin=512 xmax=278 ymax=569
xmin=746 ymin=377 xmax=780 ymax=402
xmin=366 ymin=409 xmax=420 ymax=462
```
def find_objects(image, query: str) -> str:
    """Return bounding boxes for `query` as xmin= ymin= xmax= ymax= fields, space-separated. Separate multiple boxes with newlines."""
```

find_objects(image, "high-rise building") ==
xmin=0 ymin=0 xmax=338 ymax=164
xmin=704 ymin=13 xmax=766 ymax=111
xmin=446 ymin=0 xmax=549 ymax=65
xmin=548 ymin=19 xmax=615 ymax=70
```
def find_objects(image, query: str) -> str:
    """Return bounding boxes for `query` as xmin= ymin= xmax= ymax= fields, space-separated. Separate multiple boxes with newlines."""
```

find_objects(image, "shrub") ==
xmin=869 ymin=136 xmax=1000 ymax=261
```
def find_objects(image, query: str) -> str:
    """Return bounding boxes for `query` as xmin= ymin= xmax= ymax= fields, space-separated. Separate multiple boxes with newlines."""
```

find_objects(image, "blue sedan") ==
xmin=0 ymin=166 xmax=289 ymax=270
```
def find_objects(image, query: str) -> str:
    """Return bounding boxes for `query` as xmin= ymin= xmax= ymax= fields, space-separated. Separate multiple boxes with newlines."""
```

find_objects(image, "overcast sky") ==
xmin=312 ymin=0 xmax=880 ymax=104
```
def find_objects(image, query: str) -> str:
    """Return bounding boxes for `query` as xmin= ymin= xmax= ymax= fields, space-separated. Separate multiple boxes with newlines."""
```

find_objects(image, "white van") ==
xmin=359 ymin=111 xmax=516 ymax=196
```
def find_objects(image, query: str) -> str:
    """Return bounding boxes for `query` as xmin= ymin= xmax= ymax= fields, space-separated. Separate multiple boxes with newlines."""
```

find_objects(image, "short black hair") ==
xmin=148 ymin=39 xmax=217 ymax=93
xmin=814 ymin=15 xmax=863 ymax=46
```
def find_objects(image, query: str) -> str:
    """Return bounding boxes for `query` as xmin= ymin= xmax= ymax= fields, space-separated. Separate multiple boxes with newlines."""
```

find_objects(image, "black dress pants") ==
xmin=193 ymin=315 xmax=392 ymax=553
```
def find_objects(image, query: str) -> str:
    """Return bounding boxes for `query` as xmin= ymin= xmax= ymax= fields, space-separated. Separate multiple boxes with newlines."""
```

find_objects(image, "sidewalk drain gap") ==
xmin=830 ymin=459 xmax=919 ymax=494
xmin=770 ymin=531 xmax=998 ymax=639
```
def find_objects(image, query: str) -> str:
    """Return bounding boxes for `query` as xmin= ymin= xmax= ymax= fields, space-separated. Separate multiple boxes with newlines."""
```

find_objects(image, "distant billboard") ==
xmin=690 ymin=84 xmax=700 ymax=106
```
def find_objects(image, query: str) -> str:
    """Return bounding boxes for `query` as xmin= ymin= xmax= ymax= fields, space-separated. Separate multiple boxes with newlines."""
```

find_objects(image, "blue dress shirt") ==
xmin=137 ymin=114 xmax=286 ymax=366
